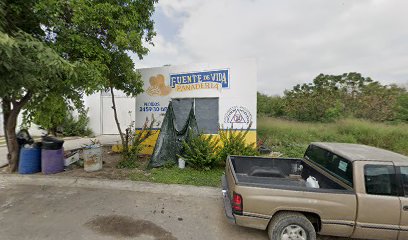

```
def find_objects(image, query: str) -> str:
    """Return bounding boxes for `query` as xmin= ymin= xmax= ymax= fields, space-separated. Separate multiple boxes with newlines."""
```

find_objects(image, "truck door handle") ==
xmin=403 ymin=206 xmax=408 ymax=211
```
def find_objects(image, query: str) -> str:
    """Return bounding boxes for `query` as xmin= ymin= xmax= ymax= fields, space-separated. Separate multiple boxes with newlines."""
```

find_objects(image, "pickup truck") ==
xmin=222 ymin=142 xmax=408 ymax=240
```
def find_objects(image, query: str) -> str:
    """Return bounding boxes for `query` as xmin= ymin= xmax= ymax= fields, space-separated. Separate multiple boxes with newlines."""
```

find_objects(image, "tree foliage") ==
xmin=258 ymin=72 xmax=407 ymax=122
xmin=257 ymin=92 xmax=284 ymax=117
xmin=0 ymin=29 xmax=82 ymax=171
xmin=22 ymin=94 xmax=93 ymax=137
xmin=0 ymin=0 xmax=157 ymax=171
xmin=395 ymin=93 xmax=408 ymax=122
xmin=35 ymin=0 xmax=157 ymax=150
xmin=22 ymin=93 xmax=71 ymax=136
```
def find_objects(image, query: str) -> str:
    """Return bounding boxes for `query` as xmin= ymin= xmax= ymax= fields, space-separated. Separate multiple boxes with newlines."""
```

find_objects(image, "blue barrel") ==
xmin=19 ymin=147 xmax=41 ymax=174
xmin=41 ymin=148 xmax=64 ymax=174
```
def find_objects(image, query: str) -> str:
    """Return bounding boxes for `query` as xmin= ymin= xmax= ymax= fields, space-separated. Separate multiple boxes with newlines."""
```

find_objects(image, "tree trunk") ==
xmin=2 ymin=99 xmax=11 ymax=167
xmin=110 ymin=86 xmax=127 ymax=152
xmin=6 ymin=113 xmax=19 ymax=172
xmin=1 ymin=93 xmax=31 ymax=172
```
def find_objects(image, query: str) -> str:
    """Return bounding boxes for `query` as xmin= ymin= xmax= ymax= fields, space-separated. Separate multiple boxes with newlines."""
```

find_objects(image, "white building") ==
xmin=2 ymin=59 xmax=257 ymax=155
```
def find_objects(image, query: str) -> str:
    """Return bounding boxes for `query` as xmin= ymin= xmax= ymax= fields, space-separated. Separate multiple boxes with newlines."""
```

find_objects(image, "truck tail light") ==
xmin=232 ymin=192 xmax=243 ymax=215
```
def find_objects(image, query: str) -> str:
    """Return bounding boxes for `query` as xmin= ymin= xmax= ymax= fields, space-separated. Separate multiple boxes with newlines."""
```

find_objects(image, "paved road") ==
xmin=0 ymin=175 xmax=349 ymax=240
xmin=0 ymin=176 xmax=269 ymax=240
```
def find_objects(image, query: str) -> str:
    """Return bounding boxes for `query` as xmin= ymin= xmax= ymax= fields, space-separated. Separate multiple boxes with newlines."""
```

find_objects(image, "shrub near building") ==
xmin=180 ymin=126 xmax=258 ymax=170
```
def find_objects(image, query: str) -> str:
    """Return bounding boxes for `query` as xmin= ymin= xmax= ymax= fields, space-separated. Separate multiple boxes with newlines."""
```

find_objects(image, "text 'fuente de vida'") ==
xmin=169 ymin=69 xmax=229 ymax=92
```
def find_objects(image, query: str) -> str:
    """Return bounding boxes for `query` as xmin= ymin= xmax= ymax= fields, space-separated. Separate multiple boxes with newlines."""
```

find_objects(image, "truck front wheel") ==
xmin=268 ymin=212 xmax=316 ymax=240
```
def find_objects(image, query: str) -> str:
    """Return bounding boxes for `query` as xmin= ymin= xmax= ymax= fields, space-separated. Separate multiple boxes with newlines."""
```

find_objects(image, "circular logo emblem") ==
xmin=224 ymin=106 xmax=252 ymax=127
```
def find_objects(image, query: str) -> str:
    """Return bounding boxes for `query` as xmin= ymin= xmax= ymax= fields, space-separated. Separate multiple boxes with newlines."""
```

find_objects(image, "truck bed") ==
xmin=229 ymin=155 xmax=351 ymax=192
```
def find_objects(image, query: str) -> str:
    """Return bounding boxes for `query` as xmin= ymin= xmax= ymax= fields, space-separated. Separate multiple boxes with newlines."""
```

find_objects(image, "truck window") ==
xmin=364 ymin=165 xmax=398 ymax=196
xmin=398 ymin=167 xmax=408 ymax=196
xmin=305 ymin=145 xmax=353 ymax=187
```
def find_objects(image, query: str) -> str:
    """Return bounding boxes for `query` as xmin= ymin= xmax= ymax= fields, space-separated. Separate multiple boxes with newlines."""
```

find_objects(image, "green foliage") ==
xmin=0 ymin=1 xmax=97 ymax=171
xmin=1 ymin=0 xmax=43 ymax=36
xmin=0 ymin=31 xmax=78 ymax=99
xmin=180 ymin=133 xmax=221 ymax=170
xmin=34 ymin=0 xmax=158 ymax=148
xmin=257 ymin=92 xmax=285 ymax=117
xmin=118 ymin=116 xmax=156 ymax=169
xmin=395 ymin=93 xmax=408 ymax=122
xmin=35 ymin=0 xmax=158 ymax=96
xmin=62 ymin=109 xmax=93 ymax=137
xmin=0 ymin=1 xmax=100 ymax=122
xmin=129 ymin=167 xmax=224 ymax=187
xmin=22 ymin=94 xmax=69 ymax=135
xmin=22 ymin=94 xmax=92 ymax=136
xmin=354 ymin=83 xmax=404 ymax=122
xmin=116 ymin=154 xmax=140 ymax=169
xmin=258 ymin=72 xmax=408 ymax=123
xmin=0 ymin=0 xmax=156 ymax=171
xmin=218 ymin=124 xmax=258 ymax=163
xmin=258 ymin=117 xmax=408 ymax=158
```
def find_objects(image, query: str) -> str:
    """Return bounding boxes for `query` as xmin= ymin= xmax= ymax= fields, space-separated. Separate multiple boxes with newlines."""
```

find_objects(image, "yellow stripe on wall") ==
xmin=112 ymin=130 xmax=257 ymax=155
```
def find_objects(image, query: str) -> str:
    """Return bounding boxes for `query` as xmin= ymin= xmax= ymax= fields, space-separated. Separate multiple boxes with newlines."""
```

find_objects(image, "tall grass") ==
xmin=257 ymin=117 xmax=408 ymax=158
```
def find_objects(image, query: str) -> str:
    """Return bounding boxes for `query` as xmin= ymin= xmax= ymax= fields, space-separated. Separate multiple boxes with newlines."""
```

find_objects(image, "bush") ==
xmin=180 ymin=133 xmax=220 ymax=170
xmin=62 ymin=109 xmax=93 ymax=136
xmin=257 ymin=92 xmax=285 ymax=117
xmin=218 ymin=124 xmax=258 ymax=163
xmin=117 ymin=116 xmax=155 ymax=169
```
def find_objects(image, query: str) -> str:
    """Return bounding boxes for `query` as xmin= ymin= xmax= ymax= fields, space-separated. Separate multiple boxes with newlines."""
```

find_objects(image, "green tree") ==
xmin=356 ymin=83 xmax=405 ymax=122
xmin=22 ymin=94 xmax=70 ymax=136
xmin=36 ymin=0 xmax=157 ymax=152
xmin=395 ymin=92 xmax=408 ymax=122
xmin=1 ymin=0 xmax=157 ymax=171
xmin=22 ymin=94 xmax=92 ymax=137
xmin=282 ymin=72 xmax=398 ymax=122
xmin=1 ymin=0 xmax=106 ymax=172
xmin=257 ymin=92 xmax=285 ymax=117
xmin=0 ymin=3 xmax=85 ymax=171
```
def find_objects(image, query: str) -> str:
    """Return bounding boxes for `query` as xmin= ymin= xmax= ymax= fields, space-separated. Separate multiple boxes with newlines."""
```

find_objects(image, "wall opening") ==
xmin=172 ymin=97 xmax=219 ymax=134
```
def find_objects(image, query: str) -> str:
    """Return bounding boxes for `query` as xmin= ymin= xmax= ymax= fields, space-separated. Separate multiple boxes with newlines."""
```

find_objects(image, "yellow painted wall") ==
xmin=112 ymin=130 xmax=257 ymax=155
xmin=138 ymin=130 xmax=160 ymax=154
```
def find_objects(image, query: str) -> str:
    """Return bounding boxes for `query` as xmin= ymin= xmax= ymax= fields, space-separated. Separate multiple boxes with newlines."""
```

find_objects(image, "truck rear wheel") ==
xmin=268 ymin=212 xmax=316 ymax=240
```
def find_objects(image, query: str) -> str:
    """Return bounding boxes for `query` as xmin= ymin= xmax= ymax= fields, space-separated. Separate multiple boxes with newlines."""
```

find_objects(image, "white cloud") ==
xmin=134 ymin=0 xmax=408 ymax=95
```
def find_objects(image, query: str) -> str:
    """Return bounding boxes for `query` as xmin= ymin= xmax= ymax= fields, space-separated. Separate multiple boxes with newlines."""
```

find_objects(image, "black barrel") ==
xmin=41 ymin=136 xmax=64 ymax=150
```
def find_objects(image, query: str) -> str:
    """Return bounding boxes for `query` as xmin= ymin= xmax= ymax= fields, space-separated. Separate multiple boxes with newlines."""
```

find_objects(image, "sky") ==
xmin=130 ymin=0 xmax=408 ymax=95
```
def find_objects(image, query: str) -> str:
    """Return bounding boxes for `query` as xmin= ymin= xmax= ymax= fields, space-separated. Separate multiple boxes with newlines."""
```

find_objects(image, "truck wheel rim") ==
xmin=280 ymin=224 xmax=307 ymax=240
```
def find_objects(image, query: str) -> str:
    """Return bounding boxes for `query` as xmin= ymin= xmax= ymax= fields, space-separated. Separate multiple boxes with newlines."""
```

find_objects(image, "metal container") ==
xmin=83 ymin=145 xmax=102 ymax=172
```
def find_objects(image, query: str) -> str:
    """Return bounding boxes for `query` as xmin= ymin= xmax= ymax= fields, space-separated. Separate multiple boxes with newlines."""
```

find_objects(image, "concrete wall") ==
xmin=135 ymin=59 xmax=257 ymax=131
xmin=134 ymin=59 xmax=257 ymax=154
xmin=84 ymin=92 xmax=102 ymax=136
